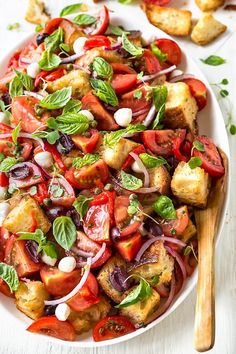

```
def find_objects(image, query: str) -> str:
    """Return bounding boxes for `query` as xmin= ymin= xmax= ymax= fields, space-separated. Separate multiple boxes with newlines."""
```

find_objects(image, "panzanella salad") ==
xmin=0 ymin=5 xmax=225 ymax=343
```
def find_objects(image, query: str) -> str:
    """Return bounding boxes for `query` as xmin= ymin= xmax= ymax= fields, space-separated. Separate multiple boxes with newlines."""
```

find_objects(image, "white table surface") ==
xmin=0 ymin=1 xmax=235 ymax=353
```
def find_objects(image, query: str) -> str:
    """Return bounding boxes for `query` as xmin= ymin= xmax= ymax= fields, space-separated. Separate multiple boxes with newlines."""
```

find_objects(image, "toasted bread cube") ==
xmin=76 ymin=48 xmax=124 ymax=68
xmin=149 ymin=166 xmax=171 ymax=195
xmin=68 ymin=297 xmax=111 ymax=334
xmin=119 ymin=287 xmax=160 ymax=324
xmin=143 ymin=4 xmax=192 ymax=36
xmin=130 ymin=241 xmax=174 ymax=284
xmin=191 ymin=14 xmax=227 ymax=46
xmin=97 ymin=255 xmax=127 ymax=303
xmin=25 ymin=0 xmax=50 ymax=25
xmin=3 ymin=196 xmax=51 ymax=234
xmin=195 ymin=0 xmax=224 ymax=12
xmin=171 ymin=162 xmax=211 ymax=208
xmin=164 ymin=82 xmax=198 ymax=132
xmin=180 ymin=219 xmax=197 ymax=243
xmin=101 ymin=138 xmax=139 ymax=170
xmin=15 ymin=281 xmax=49 ymax=320
xmin=47 ymin=70 xmax=91 ymax=98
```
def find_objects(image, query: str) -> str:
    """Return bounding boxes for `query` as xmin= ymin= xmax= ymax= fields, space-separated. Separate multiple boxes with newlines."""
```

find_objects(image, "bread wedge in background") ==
xmin=195 ymin=0 xmax=225 ymax=12
xmin=191 ymin=14 xmax=227 ymax=45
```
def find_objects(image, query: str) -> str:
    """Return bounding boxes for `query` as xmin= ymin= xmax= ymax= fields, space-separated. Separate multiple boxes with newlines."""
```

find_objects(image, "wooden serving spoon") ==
xmin=194 ymin=149 xmax=228 ymax=352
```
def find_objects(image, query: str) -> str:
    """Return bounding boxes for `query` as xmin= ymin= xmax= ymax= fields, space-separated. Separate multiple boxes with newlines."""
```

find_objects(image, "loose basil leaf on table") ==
xmin=200 ymin=55 xmax=226 ymax=66
xmin=92 ymin=57 xmax=113 ymax=81
xmin=73 ymin=195 xmax=93 ymax=221
xmin=122 ymin=33 xmax=144 ymax=56
xmin=116 ymin=278 xmax=152 ymax=308
xmin=104 ymin=124 xmax=146 ymax=147
xmin=90 ymin=79 xmax=118 ymax=107
xmin=0 ymin=263 xmax=19 ymax=293
xmin=73 ymin=153 xmax=100 ymax=169
xmin=153 ymin=195 xmax=177 ymax=220
xmin=53 ymin=216 xmax=77 ymax=250
xmin=121 ymin=171 xmax=143 ymax=191
xmin=60 ymin=3 xmax=84 ymax=16
xmin=39 ymin=87 xmax=72 ymax=110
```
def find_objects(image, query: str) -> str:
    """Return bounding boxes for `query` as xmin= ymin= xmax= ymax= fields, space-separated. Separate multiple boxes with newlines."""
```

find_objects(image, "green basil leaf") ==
xmin=60 ymin=3 xmax=83 ymax=16
xmin=152 ymin=103 xmax=165 ymax=130
xmin=153 ymin=85 xmax=168 ymax=111
xmin=14 ymin=69 xmax=34 ymax=91
xmin=230 ymin=124 xmax=236 ymax=135
xmin=104 ymin=124 xmax=146 ymax=147
xmin=35 ymin=24 xmax=43 ymax=32
xmin=133 ymin=89 xmax=142 ymax=99
xmin=127 ymin=194 xmax=139 ymax=216
xmin=73 ymin=14 xmax=97 ymax=26
xmin=33 ymin=130 xmax=60 ymax=144
xmin=41 ymin=241 xmax=58 ymax=259
xmin=116 ymin=279 xmax=152 ymax=308
xmin=73 ymin=153 xmax=100 ymax=169
xmin=53 ymin=216 xmax=77 ymax=250
xmin=121 ymin=171 xmax=143 ymax=191
xmin=63 ymin=99 xmax=82 ymax=113
xmin=49 ymin=184 xmax=64 ymax=198
xmin=12 ymin=122 xmax=21 ymax=145
xmin=221 ymin=78 xmax=228 ymax=85
xmin=0 ymin=157 xmax=18 ymax=172
xmin=17 ymin=229 xmax=46 ymax=244
xmin=151 ymin=43 xmax=168 ymax=62
xmin=40 ymin=87 xmax=72 ymax=109
xmin=193 ymin=140 xmax=205 ymax=152
xmin=118 ymin=0 xmax=133 ymax=3
xmin=39 ymin=51 xmax=61 ymax=71
xmin=45 ymin=28 xmax=64 ymax=53
xmin=0 ymin=263 xmax=19 ymax=293
xmin=200 ymin=55 xmax=226 ymax=66
xmin=60 ymin=43 xmax=71 ymax=53
xmin=122 ymin=33 xmax=144 ymax=57
xmin=92 ymin=57 xmax=113 ymax=81
xmin=220 ymin=89 xmax=229 ymax=98
xmin=90 ymin=79 xmax=118 ymax=107
xmin=153 ymin=195 xmax=176 ymax=220
xmin=55 ymin=112 xmax=89 ymax=135
xmin=73 ymin=195 xmax=93 ymax=221
xmin=9 ymin=76 xmax=23 ymax=98
xmin=139 ymin=153 xmax=168 ymax=169
xmin=188 ymin=157 xmax=202 ymax=169
xmin=0 ymin=100 xmax=7 ymax=112
xmin=108 ymin=24 xmax=130 ymax=36
xmin=0 ymin=153 xmax=5 ymax=162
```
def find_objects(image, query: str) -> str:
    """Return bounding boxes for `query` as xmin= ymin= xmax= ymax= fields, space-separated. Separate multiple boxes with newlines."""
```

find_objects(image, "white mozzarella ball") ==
xmin=141 ymin=31 xmax=156 ymax=46
xmin=73 ymin=37 xmax=87 ymax=54
xmin=79 ymin=110 xmax=94 ymax=121
xmin=41 ymin=253 xmax=57 ymax=266
xmin=0 ymin=187 xmax=7 ymax=201
xmin=0 ymin=202 xmax=10 ymax=226
xmin=0 ymin=112 xmax=10 ymax=125
xmin=26 ymin=62 xmax=40 ymax=78
xmin=114 ymin=108 xmax=132 ymax=127
xmin=34 ymin=151 xmax=53 ymax=168
xmin=58 ymin=256 xmax=76 ymax=273
xmin=131 ymin=161 xmax=143 ymax=174
xmin=55 ymin=303 xmax=71 ymax=321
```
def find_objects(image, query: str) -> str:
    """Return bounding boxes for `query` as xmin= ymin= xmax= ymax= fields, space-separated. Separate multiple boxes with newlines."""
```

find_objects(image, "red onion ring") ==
xmin=110 ymin=174 xmax=159 ymax=194
xmin=135 ymin=236 xmax=164 ymax=262
xmin=169 ymin=74 xmax=195 ymax=83
xmin=76 ymin=243 xmax=106 ymax=267
xmin=129 ymin=152 xmax=149 ymax=188
xmin=24 ymin=91 xmax=44 ymax=100
xmin=71 ymin=247 xmax=94 ymax=258
xmin=142 ymin=105 xmax=156 ymax=127
xmin=132 ymin=107 xmax=150 ymax=117
xmin=147 ymin=233 xmax=186 ymax=247
xmin=44 ymin=257 xmax=92 ymax=306
xmin=20 ymin=57 xmax=32 ymax=64
xmin=165 ymin=245 xmax=187 ymax=283
xmin=61 ymin=52 xmax=84 ymax=64
xmin=141 ymin=65 xmax=176 ymax=82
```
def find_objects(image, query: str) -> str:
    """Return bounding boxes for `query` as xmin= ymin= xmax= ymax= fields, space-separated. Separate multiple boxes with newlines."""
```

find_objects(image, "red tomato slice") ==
xmin=111 ymin=74 xmax=137 ymax=94
xmin=93 ymin=315 xmax=135 ymax=341
xmin=45 ymin=68 xmax=66 ymax=81
xmin=0 ymin=279 xmax=14 ymax=298
xmin=27 ymin=316 xmax=76 ymax=341
xmin=115 ymin=232 xmax=142 ymax=262
xmin=20 ymin=140 xmax=33 ymax=160
xmin=192 ymin=136 xmax=225 ymax=177
xmin=44 ymin=18 xmax=63 ymax=34
xmin=182 ymin=78 xmax=207 ymax=111
xmin=11 ymin=96 xmax=46 ymax=133
xmin=32 ymin=182 xmax=49 ymax=204
xmin=40 ymin=266 xmax=81 ymax=296
xmin=7 ymin=50 xmax=21 ymax=69
xmin=9 ymin=162 xmax=44 ymax=188
xmin=48 ymin=177 xmax=75 ymax=207
xmin=140 ymin=49 xmax=161 ymax=75
xmin=172 ymin=136 xmax=187 ymax=162
xmin=0 ymin=172 xmax=9 ymax=187
xmin=84 ymin=203 xmax=110 ymax=244
xmin=82 ymin=93 xmax=119 ymax=130
xmin=19 ymin=42 xmax=44 ymax=68
xmin=84 ymin=36 xmax=111 ymax=51
xmin=161 ymin=206 xmax=189 ymax=237
xmin=183 ymin=239 xmax=198 ymax=276
xmin=67 ymin=273 xmax=100 ymax=311
xmin=0 ymin=70 xmax=18 ymax=92
xmin=72 ymin=129 xmax=100 ymax=154
xmin=0 ymin=227 xmax=9 ymax=262
xmin=111 ymin=63 xmax=136 ymax=74
xmin=91 ymin=6 xmax=109 ymax=36
xmin=141 ymin=129 xmax=186 ymax=157
xmin=43 ymin=142 xmax=67 ymax=172
xmin=155 ymin=38 xmax=182 ymax=66
xmin=0 ymin=123 xmax=13 ymax=134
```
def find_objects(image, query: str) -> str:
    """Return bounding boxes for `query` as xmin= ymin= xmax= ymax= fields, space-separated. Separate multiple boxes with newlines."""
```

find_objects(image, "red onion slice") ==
xmin=44 ymin=257 xmax=92 ymax=306
xmin=132 ymin=107 xmax=150 ymax=117
xmin=0 ymin=132 xmax=45 ymax=150
xmin=71 ymin=247 xmax=94 ymax=258
xmin=24 ymin=91 xmax=44 ymax=100
xmin=61 ymin=52 xmax=84 ymax=64
xmin=169 ymin=74 xmax=195 ymax=83
xmin=165 ymin=245 xmax=187 ymax=282
xmin=20 ymin=57 xmax=32 ymax=64
xmin=147 ymin=234 xmax=186 ymax=247
xmin=76 ymin=243 xmax=106 ymax=267
xmin=135 ymin=236 xmax=164 ymax=262
xmin=142 ymin=105 xmax=156 ymax=127
xmin=141 ymin=65 xmax=176 ymax=82
xmin=129 ymin=152 xmax=149 ymax=188
xmin=135 ymin=186 xmax=160 ymax=194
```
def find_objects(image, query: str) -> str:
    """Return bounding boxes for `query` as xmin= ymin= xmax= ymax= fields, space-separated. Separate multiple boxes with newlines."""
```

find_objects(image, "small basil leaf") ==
xmin=12 ymin=122 xmax=21 ymax=145
xmin=41 ymin=242 xmax=58 ymax=259
xmin=139 ymin=153 xmax=168 ymax=169
xmin=127 ymin=194 xmax=139 ymax=216
xmin=90 ymin=79 xmax=118 ymax=107
xmin=73 ymin=154 xmax=100 ymax=169
xmin=73 ymin=195 xmax=93 ymax=221
xmin=47 ymin=131 xmax=60 ymax=144
xmin=122 ymin=33 xmax=144 ymax=56
xmin=39 ymin=51 xmax=61 ymax=71
xmin=153 ymin=85 xmax=168 ymax=111
xmin=121 ymin=171 xmax=143 ymax=191
xmin=133 ymin=89 xmax=142 ymax=99
xmin=104 ymin=124 xmax=146 ymax=147
xmin=188 ymin=157 xmax=202 ymax=169
xmin=55 ymin=112 xmax=89 ymax=135
xmin=0 ymin=263 xmax=19 ymax=293
xmin=0 ymin=157 xmax=18 ymax=172
xmin=39 ymin=87 xmax=72 ymax=110
xmin=53 ymin=216 xmax=77 ymax=250
xmin=221 ymin=78 xmax=228 ymax=85
xmin=73 ymin=14 xmax=97 ymax=26
xmin=108 ymin=24 xmax=130 ymax=36
xmin=14 ymin=69 xmax=34 ymax=91
xmin=200 ymin=55 xmax=226 ymax=66
xmin=63 ymin=99 xmax=82 ymax=114
xmin=151 ymin=43 xmax=168 ymax=62
xmin=152 ymin=103 xmax=165 ymax=130
xmin=9 ymin=76 xmax=23 ymax=98
xmin=153 ymin=195 xmax=176 ymax=220
xmin=17 ymin=229 xmax=46 ymax=244
xmin=116 ymin=279 xmax=152 ymax=308
xmin=60 ymin=3 xmax=83 ymax=16
xmin=45 ymin=28 xmax=64 ymax=53
xmin=92 ymin=57 xmax=113 ymax=81
xmin=193 ymin=140 xmax=205 ymax=152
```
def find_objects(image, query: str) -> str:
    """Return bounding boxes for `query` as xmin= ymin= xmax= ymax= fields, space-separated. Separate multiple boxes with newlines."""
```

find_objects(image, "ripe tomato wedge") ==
xmin=155 ymin=39 xmax=182 ymax=66
xmin=44 ymin=18 xmax=63 ymax=34
xmin=72 ymin=129 xmax=100 ymax=153
xmin=45 ymin=68 xmax=66 ymax=81
xmin=91 ymin=6 xmax=109 ymax=36
xmin=192 ymin=136 xmax=225 ymax=177
xmin=11 ymin=96 xmax=46 ymax=133
xmin=82 ymin=93 xmax=118 ymax=130
xmin=0 ymin=279 xmax=14 ymax=298
xmin=161 ymin=206 xmax=189 ymax=237
xmin=84 ymin=36 xmax=111 ymax=51
xmin=27 ymin=316 xmax=76 ymax=341
xmin=111 ymin=74 xmax=137 ymax=94
xmin=40 ymin=266 xmax=81 ymax=296
xmin=111 ymin=63 xmax=136 ymax=74
xmin=67 ymin=273 xmax=100 ymax=311
xmin=32 ymin=182 xmax=49 ymax=204
xmin=182 ymin=78 xmax=207 ymax=111
xmin=48 ymin=177 xmax=75 ymax=207
xmin=140 ymin=49 xmax=161 ymax=75
xmin=141 ymin=129 xmax=186 ymax=157
xmin=0 ymin=172 xmax=9 ymax=187
xmin=115 ymin=232 xmax=142 ymax=262
xmin=93 ymin=316 xmax=135 ymax=342
xmin=84 ymin=203 xmax=110 ymax=244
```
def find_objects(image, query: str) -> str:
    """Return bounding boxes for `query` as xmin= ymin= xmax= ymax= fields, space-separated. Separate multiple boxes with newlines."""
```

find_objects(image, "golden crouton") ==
xmin=101 ymin=138 xmax=139 ymax=170
xmin=171 ymin=162 xmax=211 ymax=208
xmin=119 ymin=287 xmax=160 ymax=324
xmin=15 ymin=281 xmax=49 ymax=320
xmin=164 ymin=82 xmax=198 ymax=133
xmin=25 ymin=0 xmax=50 ymax=25
xmin=143 ymin=4 xmax=192 ymax=37
xmin=180 ymin=218 xmax=197 ymax=243
xmin=195 ymin=0 xmax=224 ymax=12
xmin=68 ymin=297 xmax=111 ymax=334
xmin=46 ymin=70 xmax=91 ymax=98
xmin=76 ymin=48 xmax=124 ymax=68
xmin=191 ymin=14 xmax=227 ymax=46
xmin=3 ymin=196 xmax=51 ymax=234
xmin=130 ymin=241 xmax=174 ymax=284
xmin=149 ymin=166 xmax=171 ymax=195
xmin=97 ymin=255 xmax=127 ymax=303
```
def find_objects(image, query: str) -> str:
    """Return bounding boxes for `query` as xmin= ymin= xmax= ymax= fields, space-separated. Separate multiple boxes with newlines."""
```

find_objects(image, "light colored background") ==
xmin=0 ymin=1 xmax=235 ymax=353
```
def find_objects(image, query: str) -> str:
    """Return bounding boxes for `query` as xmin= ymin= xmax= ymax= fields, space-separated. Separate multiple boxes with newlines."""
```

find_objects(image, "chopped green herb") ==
xmin=188 ymin=157 xmax=202 ymax=169
xmin=193 ymin=140 xmax=205 ymax=152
